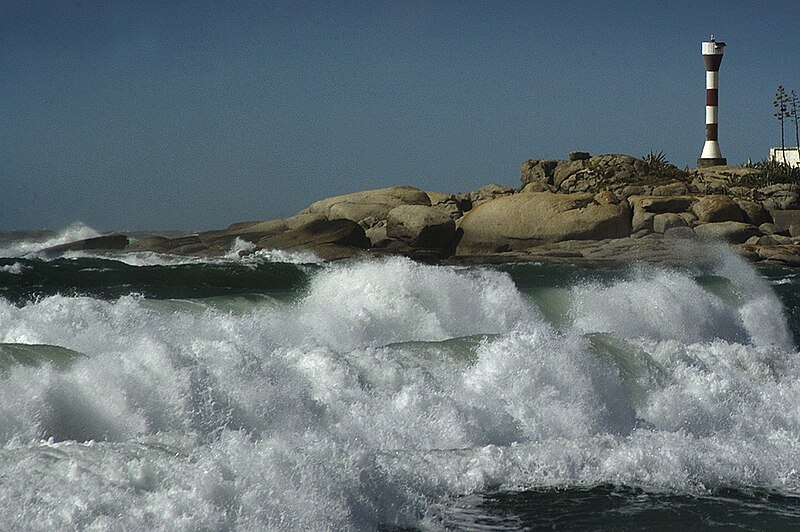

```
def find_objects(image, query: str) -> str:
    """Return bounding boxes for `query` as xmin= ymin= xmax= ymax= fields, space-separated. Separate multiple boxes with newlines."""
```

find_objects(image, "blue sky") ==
xmin=2 ymin=1 xmax=799 ymax=231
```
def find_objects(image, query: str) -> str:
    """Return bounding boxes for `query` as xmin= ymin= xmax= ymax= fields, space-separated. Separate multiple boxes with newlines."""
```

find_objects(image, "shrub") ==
xmin=736 ymin=159 xmax=800 ymax=187
xmin=642 ymin=151 xmax=688 ymax=180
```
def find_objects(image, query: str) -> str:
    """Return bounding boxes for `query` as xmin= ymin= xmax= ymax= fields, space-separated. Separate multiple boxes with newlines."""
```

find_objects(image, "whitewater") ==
xmin=1 ymin=225 xmax=800 ymax=529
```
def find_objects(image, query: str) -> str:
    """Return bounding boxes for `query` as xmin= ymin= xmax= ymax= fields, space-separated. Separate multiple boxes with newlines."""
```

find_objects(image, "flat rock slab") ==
xmin=40 ymin=234 xmax=129 ymax=256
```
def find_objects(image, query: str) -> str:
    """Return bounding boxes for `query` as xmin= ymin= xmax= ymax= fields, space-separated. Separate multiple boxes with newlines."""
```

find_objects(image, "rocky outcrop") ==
xmin=304 ymin=186 xmax=431 ymax=223
xmin=691 ymin=195 xmax=745 ymax=223
xmin=69 ymin=153 xmax=796 ymax=268
xmin=520 ymin=154 xmax=686 ymax=196
xmin=426 ymin=191 xmax=464 ymax=220
xmin=456 ymin=191 xmax=630 ymax=255
xmin=386 ymin=205 xmax=459 ymax=251
xmin=40 ymin=234 xmax=129 ymax=256
xmin=693 ymin=222 xmax=761 ymax=244
xmin=256 ymin=218 xmax=370 ymax=260
xmin=464 ymin=184 xmax=516 ymax=207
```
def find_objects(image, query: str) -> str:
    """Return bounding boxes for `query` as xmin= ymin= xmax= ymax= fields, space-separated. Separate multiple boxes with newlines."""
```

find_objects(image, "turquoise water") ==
xmin=1 ymin=227 xmax=800 ymax=530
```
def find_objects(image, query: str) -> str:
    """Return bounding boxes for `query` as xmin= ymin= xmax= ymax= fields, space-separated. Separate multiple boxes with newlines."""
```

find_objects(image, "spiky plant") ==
xmin=791 ymin=89 xmax=799 ymax=161
xmin=774 ymin=85 xmax=791 ymax=164
xmin=642 ymin=151 xmax=687 ymax=180
xmin=740 ymin=158 xmax=800 ymax=186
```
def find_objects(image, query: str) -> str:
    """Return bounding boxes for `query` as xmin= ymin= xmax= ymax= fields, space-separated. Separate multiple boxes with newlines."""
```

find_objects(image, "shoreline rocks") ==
xmin=42 ymin=153 xmax=800 ymax=268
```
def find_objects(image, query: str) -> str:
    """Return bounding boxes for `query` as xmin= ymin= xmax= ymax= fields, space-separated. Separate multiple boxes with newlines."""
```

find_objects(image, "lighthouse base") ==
xmin=697 ymin=157 xmax=727 ymax=168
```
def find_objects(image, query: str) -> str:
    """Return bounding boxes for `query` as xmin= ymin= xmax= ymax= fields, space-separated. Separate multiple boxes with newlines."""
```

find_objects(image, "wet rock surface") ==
xmin=95 ymin=153 xmax=800 ymax=267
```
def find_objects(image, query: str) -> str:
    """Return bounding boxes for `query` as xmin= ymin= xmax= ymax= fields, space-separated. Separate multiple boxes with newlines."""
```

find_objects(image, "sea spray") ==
xmin=0 ymin=244 xmax=800 ymax=528
xmin=296 ymin=257 xmax=534 ymax=351
xmin=0 ymin=222 xmax=101 ymax=258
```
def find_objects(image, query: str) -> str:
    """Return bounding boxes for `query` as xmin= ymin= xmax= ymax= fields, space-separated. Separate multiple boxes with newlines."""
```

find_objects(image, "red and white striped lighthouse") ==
xmin=698 ymin=36 xmax=727 ymax=167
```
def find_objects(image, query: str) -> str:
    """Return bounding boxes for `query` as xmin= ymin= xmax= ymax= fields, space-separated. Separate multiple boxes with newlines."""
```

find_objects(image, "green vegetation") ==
xmin=730 ymin=86 xmax=800 ymax=188
xmin=791 ymin=89 xmax=800 ymax=158
xmin=774 ymin=85 xmax=791 ymax=164
xmin=642 ymin=151 xmax=688 ymax=181
xmin=738 ymin=159 xmax=800 ymax=186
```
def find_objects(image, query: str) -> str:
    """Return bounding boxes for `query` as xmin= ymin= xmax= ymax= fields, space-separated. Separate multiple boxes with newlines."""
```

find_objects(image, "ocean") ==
xmin=1 ymin=223 xmax=800 ymax=530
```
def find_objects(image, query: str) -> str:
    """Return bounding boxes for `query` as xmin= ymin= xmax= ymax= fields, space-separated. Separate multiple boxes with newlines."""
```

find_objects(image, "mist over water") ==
xmin=1 ymin=227 xmax=799 ymax=529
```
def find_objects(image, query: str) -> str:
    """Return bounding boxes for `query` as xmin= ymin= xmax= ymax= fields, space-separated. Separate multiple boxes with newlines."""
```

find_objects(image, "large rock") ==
xmin=762 ymin=186 xmax=800 ymax=211
xmin=304 ymin=186 xmax=430 ymax=223
xmin=466 ymin=184 xmax=516 ymax=207
xmin=386 ymin=205 xmax=458 ymax=250
xmin=520 ymin=159 xmax=560 ymax=186
xmin=456 ymin=192 xmax=631 ymax=255
xmin=522 ymin=154 xmax=655 ymax=193
xmin=41 ymin=234 xmax=129 ymax=256
xmin=628 ymin=195 xmax=696 ymax=214
xmin=652 ymin=213 xmax=688 ymax=233
xmin=770 ymin=210 xmax=800 ymax=236
xmin=691 ymin=195 xmax=745 ymax=223
xmin=627 ymin=195 xmax=696 ymax=234
xmin=734 ymin=198 xmax=771 ymax=226
xmin=256 ymin=218 xmax=371 ymax=260
xmin=426 ymin=191 xmax=464 ymax=219
xmin=694 ymin=222 xmax=760 ymax=244
xmin=198 ymin=212 xmax=327 ymax=249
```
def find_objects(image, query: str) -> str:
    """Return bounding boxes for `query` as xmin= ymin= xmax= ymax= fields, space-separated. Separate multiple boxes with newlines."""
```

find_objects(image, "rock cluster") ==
xmin=43 ymin=153 xmax=800 ymax=267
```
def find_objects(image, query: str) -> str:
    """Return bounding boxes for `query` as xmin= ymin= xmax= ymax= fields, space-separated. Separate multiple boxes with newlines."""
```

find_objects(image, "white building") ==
xmin=770 ymin=147 xmax=800 ymax=167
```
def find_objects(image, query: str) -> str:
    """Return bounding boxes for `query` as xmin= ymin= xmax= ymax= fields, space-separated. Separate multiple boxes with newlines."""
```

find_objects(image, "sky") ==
xmin=2 ymin=1 xmax=799 ymax=231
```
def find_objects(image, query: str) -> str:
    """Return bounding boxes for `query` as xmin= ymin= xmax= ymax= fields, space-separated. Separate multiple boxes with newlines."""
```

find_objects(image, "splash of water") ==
xmin=0 ymin=254 xmax=798 ymax=529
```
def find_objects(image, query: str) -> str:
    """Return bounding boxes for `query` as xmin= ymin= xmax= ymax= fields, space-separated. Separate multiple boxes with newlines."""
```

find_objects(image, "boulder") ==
xmin=663 ymin=227 xmax=698 ymax=240
xmin=653 ymin=213 xmax=688 ymax=233
xmin=691 ymin=195 xmax=745 ymax=223
xmin=631 ymin=209 xmax=655 ymax=233
xmin=468 ymin=184 xmax=516 ymax=207
xmin=770 ymin=210 xmax=800 ymax=234
xmin=426 ymin=191 xmax=463 ymax=219
xmin=758 ymin=222 xmax=784 ymax=235
xmin=456 ymin=191 xmax=630 ymax=255
xmin=652 ymin=182 xmax=689 ymax=196
xmin=386 ymin=205 xmax=458 ymax=250
xmin=41 ymin=233 xmax=129 ymax=256
xmin=520 ymin=159 xmax=559 ymax=186
xmin=733 ymin=199 xmax=771 ymax=226
xmin=628 ymin=195 xmax=696 ymax=214
xmin=628 ymin=195 xmax=696 ymax=234
xmin=694 ymin=222 xmax=760 ymax=244
xmin=256 ymin=218 xmax=371 ymax=260
xmin=304 ymin=186 xmax=430 ymax=223
xmin=365 ymin=222 xmax=389 ymax=247
xmin=755 ymin=184 xmax=800 ymax=212
xmin=569 ymin=151 xmax=591 ymax=161
xmin=745 ymin=235 xmax=780 ymax=246
xmin=520 ymin=151 xmax=682 ymax=193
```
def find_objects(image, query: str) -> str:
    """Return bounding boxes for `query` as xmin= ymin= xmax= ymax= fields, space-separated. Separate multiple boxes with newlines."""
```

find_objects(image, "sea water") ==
xmin=1 ymin=225 xmax=800 ymax=530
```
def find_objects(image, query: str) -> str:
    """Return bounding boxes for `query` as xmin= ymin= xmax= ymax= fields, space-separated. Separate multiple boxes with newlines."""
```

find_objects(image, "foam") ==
xmin=0 ymin=222 xmax=101 ymax=258
xmin=0 ymin=256 xmax=799 ymax=528
xmin=0 ymin=262 xmax=25 ymax=274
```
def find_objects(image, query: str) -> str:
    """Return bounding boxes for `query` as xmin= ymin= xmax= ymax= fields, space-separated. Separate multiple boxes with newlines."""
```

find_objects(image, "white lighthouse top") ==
xmin=702 ymin=36 xmax=726 ymax=55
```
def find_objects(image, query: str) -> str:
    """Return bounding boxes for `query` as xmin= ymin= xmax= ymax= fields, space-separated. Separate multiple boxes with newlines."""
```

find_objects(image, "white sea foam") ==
xmin=0 ymin=222 xmax=101 ymax=258
xmin=569 ymin=248 xmax=794 ymax=350
xmin=0 ymin=256 xmax=799 ymax=529
xmin=0 ymin=262 xmax=26 ymax=274
xmin=251 ymin=247 xmax=324 ymax=264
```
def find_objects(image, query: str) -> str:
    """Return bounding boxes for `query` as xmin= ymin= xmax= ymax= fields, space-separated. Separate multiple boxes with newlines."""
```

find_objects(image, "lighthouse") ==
xmin=698 ymin=36 xmax=727 ymax=167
